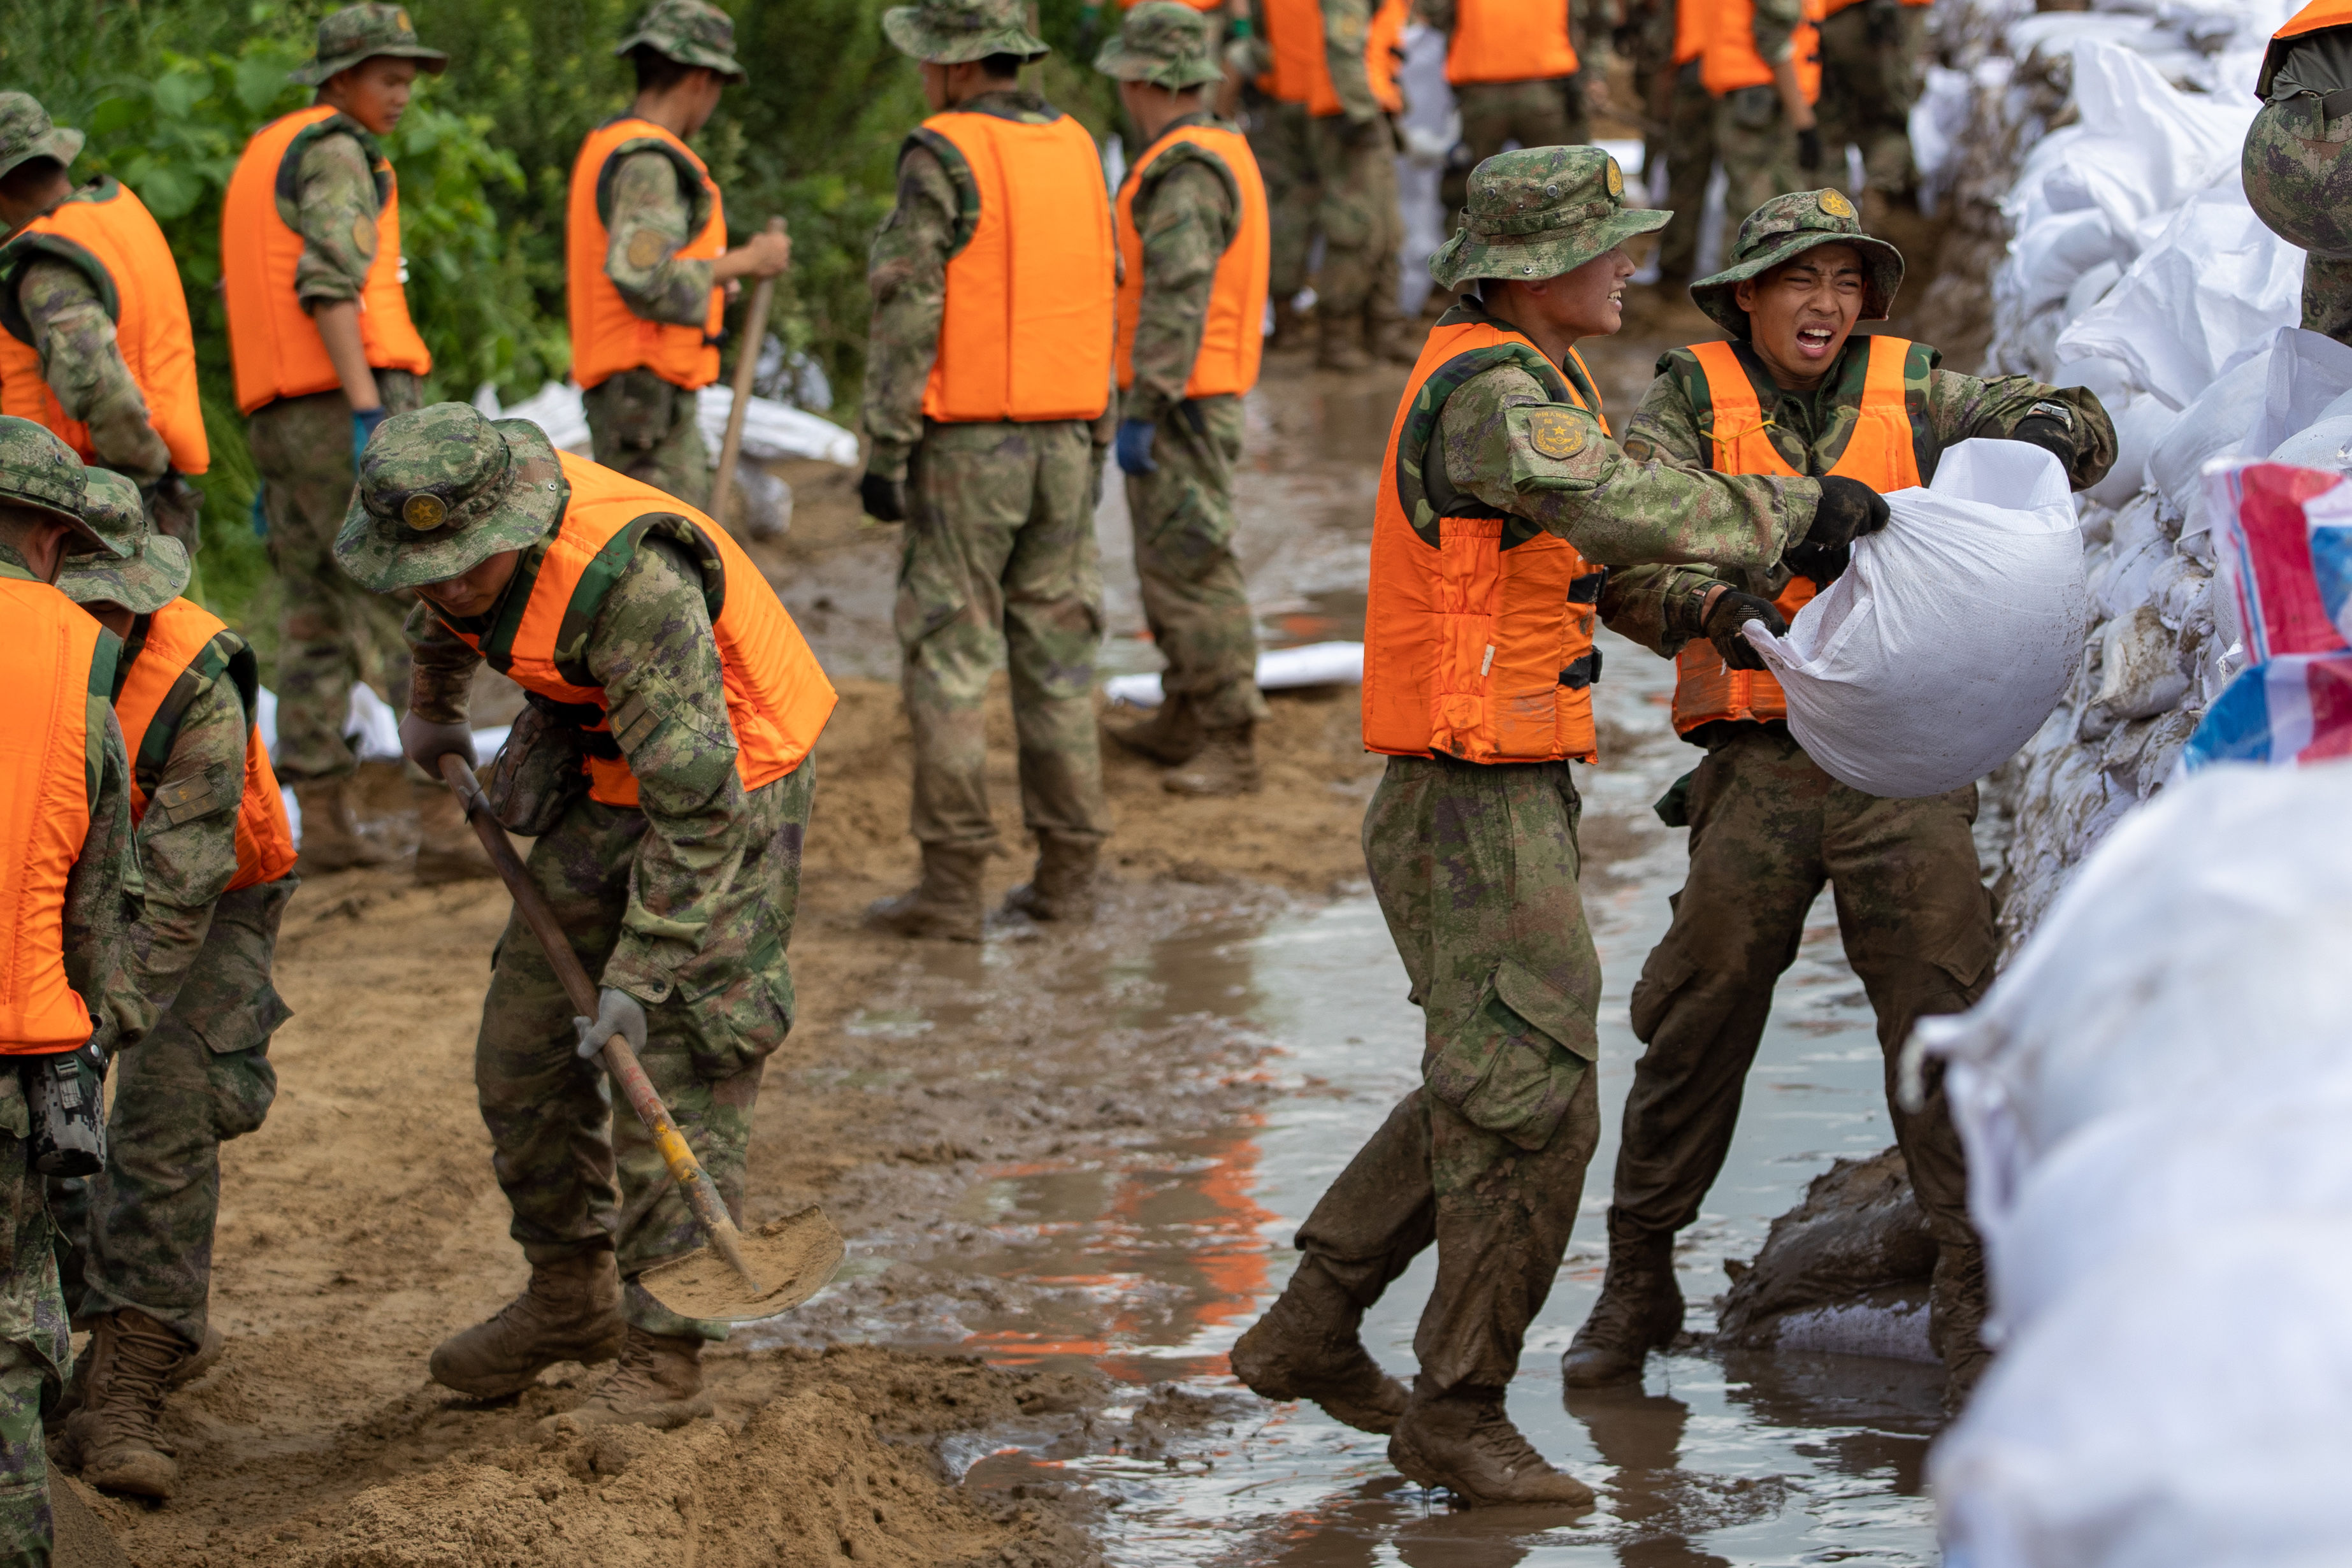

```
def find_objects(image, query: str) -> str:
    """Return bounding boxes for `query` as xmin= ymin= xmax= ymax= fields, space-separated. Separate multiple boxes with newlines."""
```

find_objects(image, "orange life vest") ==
xmin=1669 ymin=334 xmax=1921 ymax=735
xmin=1115 ymin=124 xmax=1271 ymax=401
xmin=913 ymin=110 xmax=1116 ymax=425
xmin=1701 ymin=0 xmax=1822 ymax=101
xmin=441 ymin=453 xmax=837 ymax=810
xmin=1260 ymin=0 xmax=1325 ymax=100
xmin=0 ymin=178 xmax=208 ymax=474
xmin=1447 ymin=0 xmax=1580 ymax=85
xmin=1673 ymin=0 xmax=1710 ymax=65
xmin=1308 ymin=0 xmax=1409 ymax=115
xmin=113 ymin=598 xmax=296 ymax=893
xmin=1362 ymin=317 xmax=1610 ymax=765
xmin=2260 ymin=0 xmax=2352 ymax=99
xmin=221 ymin=105 xmax=433 ymax=415
xmin=566 ymin=118 xmax=728 ymax=393
xmin=0 ymin=577 xmax=115 ymax=1053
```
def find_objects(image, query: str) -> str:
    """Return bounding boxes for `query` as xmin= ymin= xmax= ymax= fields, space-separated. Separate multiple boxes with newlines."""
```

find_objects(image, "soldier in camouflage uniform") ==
xmin=1096 ymin=4 xmax=1273 ymax=797
xmin=2245 ymin=10 xmax=2352 ymax=347
xmin=1306 ymin=0 xmax=1411 ymax=370
xmin=1230 ymin=150 xmax=1885 ymax=1506
xmin=1706 ymin=0 xmax=1822 ymax=268
xmin=1239 ymin=68 xmax=1319 ymax=346
xmin=1815 ymin=0 xmax=1927 ymax=225
xmin=1561 ymin=193 xmax=2114 ymax=1407
xmin=1650 ymin=0 xmax=1719 ymax=289
xmin=335 ymin=403 xmax=829 ymax=1429
xmin=1420 ymin=0 xmax=1589 ymax=171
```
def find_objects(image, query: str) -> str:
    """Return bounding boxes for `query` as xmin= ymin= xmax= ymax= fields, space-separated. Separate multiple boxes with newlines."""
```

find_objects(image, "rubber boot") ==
xmin=1932 ymin=1239 xmax=1993 ymax=1416
xmin=1230 ymin=1255 xmax=1409 ymax=1434
xmin=61 ymin=1309 xmax=192 ymax=1500
xmin=540 ymin=1327 xmax=713 ymax=1434
xmin=1317 ymin=311 xmax=1373 ymax=373
xmin=1389 ymin=1382 xmax=1596 ymax=1507
xmin=428 ymin=1248 xmax=627 ymax=1399
xmin=1105 ymin=693 xmax=1204 ymax=766
xmin=866 ymin=844 xmax=988 ymax=942
xmin=413 ymin=779 xmax=498 ymax=886
xmin=292 ymin=777 xmax=394 ymax=874
xmin=1559 ymin=1218 xmax=1683 ymax=1387
xmin=1001 ymin=834 xmax=1099 ymax=924
xmin=1163 ymin=724 xmax=1261 ymax=797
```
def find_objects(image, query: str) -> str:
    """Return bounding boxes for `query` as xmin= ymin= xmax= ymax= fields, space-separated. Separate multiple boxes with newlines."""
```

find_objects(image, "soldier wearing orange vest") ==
xmin=568 ymin=0 xmax=793 ymax=505
xmin=1242 ymin=0 xmax=1324 ymax=345
xmin=1696 ymin=0 xmax=1827 ymax=267
xmin=1304 ymin=0 xmax=1413 ymax=368
xmin=1815 ymin=0 xmax=1932 ymax=226
xmin=1229 ymin=150 xmax=1884 ymax=1506
xmin=48 ymin=474 xmax=296 ymax=1502
xmin=858 ymin=0 xmax=1122 ymax=943
xmin=2244 ymin=0 xmax=2352 ymax=347
xmin=0 ymin=95 xmax=208 ymax=549
xmin=1423 ymin=0 xmax=1591 ymax=175
xmin=1651 ymin=0 xmax=1722 ymax=288
xmin=1559 ymin=192 xmax=2114 ymax=1406
xmin=334 ymin=402 xmax=835 ymax=1429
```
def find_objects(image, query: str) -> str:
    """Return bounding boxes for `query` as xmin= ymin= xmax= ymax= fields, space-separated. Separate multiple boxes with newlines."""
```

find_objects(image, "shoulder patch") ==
xmin=626 ymin=229 xmax=668 ymax=270
xmin=1526 ymin=408 xmax=1590 ymax=460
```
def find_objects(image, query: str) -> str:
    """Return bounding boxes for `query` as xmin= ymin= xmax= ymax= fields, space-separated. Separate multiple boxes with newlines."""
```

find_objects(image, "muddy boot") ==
xmin=1317 ymin=312 xmax=1373 ymax=373
xmin=1931 ymin=1239 xmax=1992 ymax=1415
xmin=1104 ymin=693 xmax=1203 ymax=766
xmin=292 ymin=777 xmax=394 ymax=874
xmin=62 ymin=1309 xmax=192 ymax=1500
xmin=1230 ymin=1256 xmax=1408 ymax=1434
xmin=866 ymin=844 xmax=988 ymax=942
xmin=1389 ymin=1383 xmax=1594 ymax=1507
xmin=1162 ymin=724 xmax=1261 ymax=797
xmin=540 ymin=1327 xmax=713 ymax=1434
xmin=429 ymin=1249 xmax=627 ymax=1399
xmin=412 ymin=780 xmax=498 ymax=885
xmin=1000 ymin=833 xmax=1099 ymax=923
xmin=1560 ymin=1219 xmax=1683 ymax=1387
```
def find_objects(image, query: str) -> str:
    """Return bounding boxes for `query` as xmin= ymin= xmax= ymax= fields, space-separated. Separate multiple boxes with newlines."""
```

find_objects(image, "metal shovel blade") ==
xmin=636 ymin=1205 xmax=846 ymax=1324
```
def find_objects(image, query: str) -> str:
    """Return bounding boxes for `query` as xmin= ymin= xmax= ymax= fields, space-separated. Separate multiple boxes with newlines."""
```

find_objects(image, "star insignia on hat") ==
xmin=403 ymin=493 xmax=449 ymax=531
xmin=395 ymin=7 xmax=412 ymax=28
xmin=1605 ymin=160 xmax=1624 ymax=200
xmin=1818 ymin=190 xmax=1855 ymax=220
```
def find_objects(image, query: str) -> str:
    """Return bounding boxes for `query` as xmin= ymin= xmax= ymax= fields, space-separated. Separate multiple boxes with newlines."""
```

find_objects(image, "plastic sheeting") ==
xmin=472 ymin=380 xmax=860 ymax=467
xmin=1103 ymin=640 xmax=1364 ymax=709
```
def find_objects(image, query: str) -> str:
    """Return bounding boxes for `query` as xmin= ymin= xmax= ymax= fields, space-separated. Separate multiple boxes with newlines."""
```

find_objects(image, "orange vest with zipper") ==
xmin=1115 ymin=125 xmax=1271 ymax=400
xmin=1362 ymin=319 xmax=1610 ymax=764
xmin=566 ymin=119 xmax=728 ymax=392
xmin=2260 ymin=0 xmax=2352 ymax=99
xmin=1671 ymin=334 xmax=1921 ymax=735
xmin=0 ymin=579 xmax=112 ymax=1053
xmin=1307 ymin=0 xmax=1409 ymax=115
xmin=1447 ymin=0 xmax=1580 ymax=85
xmin=221 ymin=105 xmax=433 ymax=415
xmin=916 ymin=110 xmax=1115 ymax=425
xmin=1701 ymin=0 xmax=1822 ymax=101
xmin=0 ymin=178 xmax=208 ymax=474
xmin=442 ymin=453 xmax=837 ymax=810
xmin=1260 ymin=0 xmax=1324 ymax=100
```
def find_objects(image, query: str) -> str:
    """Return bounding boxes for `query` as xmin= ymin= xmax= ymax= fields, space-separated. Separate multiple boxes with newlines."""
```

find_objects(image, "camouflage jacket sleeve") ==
xmin=127 ymin=669 xmax=247 ymax=1019
xmin=1124 ymin=147 xmax=1241 ymax=426
xmin=603 ymin=145 xmax=718 ymax=329
xmin=285 ymin=122 xmax=381 ymax=310
xmin=1751 ymin=0 xmax=1801 ymax=64
xmin=863 ymin=138 xmax=961 ymax=477
xmin=1322 ymin=0 xmax=1382 ymax=122
xmin=1609 ymin=366 xmax=1759 ymax=640
xmin=1925 ymin=370 xmax=2119 ymax=493
xmin=64 ymin=697 xmax=150 ymax=1056
xmin=11 ymin=257 xmax=169 ymax=482
xmin=404 ymin=598 xmax=483 ymax=726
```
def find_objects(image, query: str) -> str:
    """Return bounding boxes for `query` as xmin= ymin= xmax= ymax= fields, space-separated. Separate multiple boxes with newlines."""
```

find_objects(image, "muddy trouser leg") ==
xmin=1657 ymin=68 xmax=1716 ymax=282
xmin=1814 ymin=6 xmax=1866 ymax=186
xmin=2305 ymin=255 xmax=2352 ymax=347
xmin=1308 ymin=115 xmax=1400 ymax=324
xmin=1610 ymin=728 xmax=1828 ymax=1244
xmin=1128 ymin=396 xmax=1266 ymax=733
xmin=1713 ymin=90 xmax=1800 ymax=263
xmin=0 ymin=1174 xmax=70 ymax=1567
xmin=1251 ymin=98 xmax=1322 ymax=304
xmin=583 ymin=370 xmax=713 ymax=508
xmin=1863 ymin=6 xmax=1926 ymax=197
xmin=995 ymin=421 xmax=1111 ymax=846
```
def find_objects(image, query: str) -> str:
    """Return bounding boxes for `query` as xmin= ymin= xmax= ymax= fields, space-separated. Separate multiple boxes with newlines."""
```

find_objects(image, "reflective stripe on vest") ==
xmin=114 ymin=599 xmax=296 ymax=893
xmin=1361 ymin=318 xmax=1609 ymax=765
xmin=1701 ymin=0 xmax=1822 ymax=101
xmin=0 ymin=179 xmax=209 ymax=474
xmin=221 ymin=106 xmax=433 ymax=414
xmin=2261 ymin=0 xmax=2352 ymax=100
xmin=1260 ymin=0 xmax=1324 ymax=100
xmin=916 ymin=111 xmax=1116 ymax=425
xmin=1308 ymin=0 xmax=1410 ymax=115
xmin=443 ymin=452 xmax=838 ymax=809
xmin=1669 ymin=334 xmax=1921 ymax=735
xmin=0 ymin=579 xmax=110 ymax=1053
xmin=1447 ymin=0 xmax=1580 ymax=85
xmin=1115 ymin=126 xmax=1271 ymax=400
xmin=566 ymin=119 xmax=727 ymax=392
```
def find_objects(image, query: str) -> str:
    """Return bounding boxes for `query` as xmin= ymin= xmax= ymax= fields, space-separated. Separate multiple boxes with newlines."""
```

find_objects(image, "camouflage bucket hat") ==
xmin=2244 ymin=97 xmax=2352 ymax=262
xmin=289 ymin=3 xmax=450 ymax=87
xmin=57 ymin=473 xmax=191 ymax=614
xmin=1095 ymin=2 xmax=1223 ymax=89
xmin=333 ymin=403 xmax=568 ymax=594
xmin=0 ymin=415 xmax=108 ymax=552
xmin=1689 ymin=189 xmax=1905 ymax=338
xmin=0 ymin=93 xmax=84 ymax=184
xmin=615 ymin=0 xmax=746 ymax=82
xmin=883 ymin=0 xmax=1050 ymax=65
xmin=1429 ymin=146 xmax=1670 ymax=291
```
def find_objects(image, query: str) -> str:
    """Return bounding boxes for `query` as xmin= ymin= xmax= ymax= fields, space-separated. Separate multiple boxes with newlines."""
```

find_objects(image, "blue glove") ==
xmin=1115 ymin=417 xmax=1158 ymax=477
xmin=352 ymin=405 xmax=390 ymax=464
xmin=249 ymin=484 xmax=268 ymax=538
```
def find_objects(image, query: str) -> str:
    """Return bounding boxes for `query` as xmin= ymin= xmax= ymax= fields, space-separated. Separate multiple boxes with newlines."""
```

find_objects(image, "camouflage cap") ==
xmin=56 ymin=473 xmax=191 ymax=614
xmin=883 ymin=0 xmax=1050 ymax=66
xmin=1095 ymin=2 xmax=1223 ymax=89
xmin=2244 ymin=97 xmax=2352 ymax=262
xmin=614 ymin=0 xmax=746 ymax=82
xmin=1429 ymin=147 xmax=1670 ymax=291
xmin=289 ymin=3 xmax=450 ymax=87
xmin=333 ymin=403 xmax=568 ymax=594
xmin=0 ymin=92 xmax=85 ymax=184
xmin=1689 ymin=189 xmax=1905 ymax=338
xmin=0 ymin=415 xmax=112 ymax=554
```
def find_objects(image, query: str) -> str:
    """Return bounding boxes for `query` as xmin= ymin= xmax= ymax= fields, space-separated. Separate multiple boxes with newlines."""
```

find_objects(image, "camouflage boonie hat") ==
xmin=1095 ymin=2 xmax=1222 ymax=89
xmin=0 ymin=415 xmax=112 ymax=554
xmin=1429 ymin=147 xmax=1670 ymax=291
xmin=2244 ymin=97 xmax=2352 ymax=262
xmin=884 ymin=0 xmax=1050 ymax=65
xmin=57 ymin=473 xmax=191 ymax=614
xmin=0 ymin=93 xmax=83 ymax=184
xmin=289 ymin=3 xmax=449 ymax=87
xmin=333 ymin=403 xmax=568 ymax=594
xmin=615 ymin=0 xmax=746 ymax=82
xmin=1689 ymin=189 xmax=1905 ymax=338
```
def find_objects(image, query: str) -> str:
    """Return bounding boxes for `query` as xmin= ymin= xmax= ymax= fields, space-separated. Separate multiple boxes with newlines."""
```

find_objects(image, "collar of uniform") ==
xmin=0 ymin=542 xmax=40 ymax=582
xmin=1433 ymin=292 xmax=1602 ymax=407
xmin=1734 ymin=334 xmax=1877 ymax=452
xmin=951 ymin=89 xmax=1059 ymax=124
xmin=1143 ymin=109 xmax=1222 ymax=150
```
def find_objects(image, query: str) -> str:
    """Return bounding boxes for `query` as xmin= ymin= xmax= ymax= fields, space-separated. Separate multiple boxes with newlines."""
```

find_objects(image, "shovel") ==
xmin=711 ymin=216 xmax=787 ymax=524
xmin=437 ymin=754 xmax=842 ymax=1323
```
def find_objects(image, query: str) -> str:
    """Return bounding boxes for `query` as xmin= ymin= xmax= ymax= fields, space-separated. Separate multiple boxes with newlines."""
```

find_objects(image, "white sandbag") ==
xmin=2268 ymin=414 xmax=2352 ymax=473
xmin=1742 ymin=440 xmax=2087 ymax=799
xmin=1104 ymin=640 xmax=1363 ymax=708
xmin=2083 ymin=392 xmax=2170 ymax=509
xmin=474 ymin=380 xmax=591 ymax=450
xmin=2144 ymin=347 xmax=2269 ymax=514
xmin=694 ymin=385 xmax=860 ymax=468
xmin=2243 ymin=326 xmax=2352 ymax=459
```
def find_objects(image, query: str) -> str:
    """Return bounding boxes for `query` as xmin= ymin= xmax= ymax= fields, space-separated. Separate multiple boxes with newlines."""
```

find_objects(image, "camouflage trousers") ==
xmin=1817 ymin=0 xmax=1926 ymax=198
xmin=1306 ymin=114 xmax=1405 ymax=326
xmin=476 ymin=763 xmax=811 ymax=1339
xmin=1444 ymin=78 xmax=1586 ymax=220
xmin=2306 ymin=255 xmax=2352 ymax=347
xmin=1292 ymin=756 xmax=1603 ymax=1394
xmin=1713 ymin=86 xmax=1804 ymax=263
xmin=249 ymin=370 xmax=421 ymax=783
xmin=898 ymin=418 xmax=1109 ymax=851
xmin=1246 ymin=94 xmax=1322 ymax=303
xmin=1124 ymin=394 xmax=1267 ymax=733
xmin=583 ymin=369 xmax=711 ymax=510
xmin=1656 ymin=65 xmax=1718 ymax=284
xmin=0 ymin=1083 xmax=70 ymax=1568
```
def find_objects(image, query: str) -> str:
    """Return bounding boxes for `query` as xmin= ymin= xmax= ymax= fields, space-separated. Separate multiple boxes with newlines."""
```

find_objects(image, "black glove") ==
xmin=1703 ymin=589 xmax=1788 ymax=672
xmin=2009 ymin=414 xmax=2075 ymax=465
xmin=1807 ymin=475 xmax=1890 ymax=551
xmin=400 ymin=711 xmax=475 ymax=773
xmin=860 ymin=471 xmax=907 ymax=523
xmin=22 ymin=1040 xmax=107 ymax=1177
xmin=1797 ymin=126 xmax=1824 ymax=173
xmin=1783 ymin=539 xmax=1852 ymax=586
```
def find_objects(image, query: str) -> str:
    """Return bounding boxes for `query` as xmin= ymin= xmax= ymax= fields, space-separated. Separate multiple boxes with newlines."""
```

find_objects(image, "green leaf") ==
xmin=153 ymin=70 xmax=208 ymax=120
xmin=234 ymin=55 xmax=287 ymax=114
xmin=133 ymin=164 xmax=203 ymax=220
xmin=87 ymin=96 xmax=148 ymax=136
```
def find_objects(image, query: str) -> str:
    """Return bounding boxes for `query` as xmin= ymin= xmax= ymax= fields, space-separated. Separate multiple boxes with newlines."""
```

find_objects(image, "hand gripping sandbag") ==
xmin=1741 ymin=440 xmax=2089 ymax=799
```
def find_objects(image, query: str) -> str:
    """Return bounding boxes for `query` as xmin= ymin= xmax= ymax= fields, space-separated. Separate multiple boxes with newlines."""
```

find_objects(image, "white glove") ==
xmin=573 ymin=988 xmax=647 ymax=1061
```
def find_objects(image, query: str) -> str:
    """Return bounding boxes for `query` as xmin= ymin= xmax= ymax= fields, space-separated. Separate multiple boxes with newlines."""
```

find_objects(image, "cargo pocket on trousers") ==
xmin=1628 ymin=937 xmax=1699 ymax=1044
xmin=211 ymin=1049 xmax=279 ymax=1142
xmin=1424 ymin=958 xmax=1599 ymax=1152
xmin=677 ymin=928 xmax=795 ymax=1082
